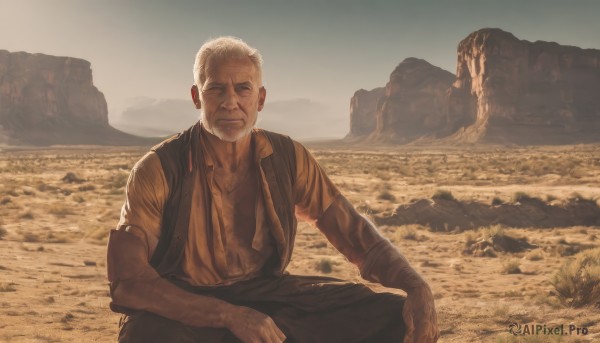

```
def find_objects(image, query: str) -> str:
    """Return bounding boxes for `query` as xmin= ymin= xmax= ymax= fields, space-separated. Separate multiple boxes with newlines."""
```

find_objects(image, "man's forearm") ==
xmin=107 ymin=229 xmax=236 ymax=328
xmin=358 ymin=239 xmax=427 ymax=291
xmin=314 ymin=195 xmax=427 ymax=292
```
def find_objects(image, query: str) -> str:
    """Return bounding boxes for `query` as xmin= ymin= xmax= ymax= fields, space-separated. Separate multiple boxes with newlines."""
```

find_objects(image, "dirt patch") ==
xmin=378 ymin=196 xmax=600 ymax=231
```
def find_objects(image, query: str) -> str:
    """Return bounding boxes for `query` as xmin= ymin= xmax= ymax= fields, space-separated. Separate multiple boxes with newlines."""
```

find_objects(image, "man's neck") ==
xmin=202 ymin=127 xmax=253 ymax=172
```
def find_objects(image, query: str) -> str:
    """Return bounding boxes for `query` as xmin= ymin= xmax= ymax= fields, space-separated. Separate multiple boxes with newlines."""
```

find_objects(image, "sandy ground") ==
xmin=1 ymin=143 xmax=599 ymax=342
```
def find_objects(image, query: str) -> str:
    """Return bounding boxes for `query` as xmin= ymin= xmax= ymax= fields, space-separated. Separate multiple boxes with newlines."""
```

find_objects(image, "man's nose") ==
xmin=221 ymin=87 xmax=239 ymax=111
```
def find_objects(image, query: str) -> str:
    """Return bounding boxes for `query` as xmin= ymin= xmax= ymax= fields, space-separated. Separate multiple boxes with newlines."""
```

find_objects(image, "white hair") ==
xmin=193 ymin=36 xmax=263 ymax=87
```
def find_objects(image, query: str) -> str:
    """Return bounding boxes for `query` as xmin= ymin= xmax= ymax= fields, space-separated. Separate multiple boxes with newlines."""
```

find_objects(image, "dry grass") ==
xmin=551 ymin=248 xmax=600 ymax=307
xmin=501 ymin=259 xmax=522 ymax=274
xmin=0 ymin=282 xmax=17 ymax=292
xmin=315 ymin=258 xmax=333 ymax=273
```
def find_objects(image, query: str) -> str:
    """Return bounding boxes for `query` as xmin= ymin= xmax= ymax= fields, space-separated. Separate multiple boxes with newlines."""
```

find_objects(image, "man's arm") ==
xmin=314 ymin=195 xmax=427 ymax=290
xmin=292 ymin=142 xmax=438 ymax=343
xmin=107 ymin=227 xmax=230 ymax=327
xmin=107 ymin=227 xmax=285 ymax=342
xmin=107 ymin=152 xmax=285 ymax=343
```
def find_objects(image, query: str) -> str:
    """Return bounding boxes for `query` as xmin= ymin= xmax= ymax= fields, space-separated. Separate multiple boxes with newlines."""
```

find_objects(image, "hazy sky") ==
xmin=1 ymin=0 xmax=599 ymax=136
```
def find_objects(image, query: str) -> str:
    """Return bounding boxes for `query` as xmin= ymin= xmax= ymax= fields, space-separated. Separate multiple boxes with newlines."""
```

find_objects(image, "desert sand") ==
xmin=1 ymin=143 xmax=599 ymax=342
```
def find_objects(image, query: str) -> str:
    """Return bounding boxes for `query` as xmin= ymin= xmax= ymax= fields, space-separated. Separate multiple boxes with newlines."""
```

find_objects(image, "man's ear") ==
xmin=191 ymin=85 xmax=201 ymax=110
xmin=257 ymin=86 xmax=267 ymax=112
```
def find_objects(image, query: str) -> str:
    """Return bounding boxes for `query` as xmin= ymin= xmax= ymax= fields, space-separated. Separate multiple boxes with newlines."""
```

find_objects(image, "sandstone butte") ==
xmin=0 ymin=50 xmax=151 ymax=146
xmin=347 ymin=28 xmax=600 ymax=145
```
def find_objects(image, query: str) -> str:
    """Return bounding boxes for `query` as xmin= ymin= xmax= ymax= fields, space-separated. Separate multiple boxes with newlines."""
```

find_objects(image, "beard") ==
xmin=201 ymin=111 xmax=258 ymax=142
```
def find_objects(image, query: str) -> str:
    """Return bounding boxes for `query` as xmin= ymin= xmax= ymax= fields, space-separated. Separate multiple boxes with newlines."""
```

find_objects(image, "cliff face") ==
xmin=0 ymin=50 xmax=148 ymax=145
xmin=346 ymin=87 xmax=385 ymax=140
xmin=446 ymin=28 xmax=600 ymax=144
xmin=348 ymin=29 xmax=600 ymax=145
xmin=370 ymin=58 xmax=455 ymax=143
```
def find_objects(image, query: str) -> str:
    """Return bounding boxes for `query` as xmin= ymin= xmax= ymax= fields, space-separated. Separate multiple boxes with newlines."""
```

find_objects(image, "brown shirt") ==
xmin=118 ymin=128 xmax=341 ymax=286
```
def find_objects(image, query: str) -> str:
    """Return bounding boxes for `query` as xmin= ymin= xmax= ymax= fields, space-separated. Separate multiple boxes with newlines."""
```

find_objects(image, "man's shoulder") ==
xmin=132 ymin=151 xmax=162 ymax=175
xmin=150 ymin=131 xmax=187 ymax=154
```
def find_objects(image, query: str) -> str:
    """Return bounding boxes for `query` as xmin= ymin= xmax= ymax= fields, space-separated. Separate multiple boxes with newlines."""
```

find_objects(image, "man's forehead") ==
xmin=205 ymin=56 xmax=259 ymax=81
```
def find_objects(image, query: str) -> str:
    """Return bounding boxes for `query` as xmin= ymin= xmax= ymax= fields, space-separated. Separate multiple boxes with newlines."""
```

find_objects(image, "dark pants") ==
xmin=118 ymin=275 xmax=406 ymax=343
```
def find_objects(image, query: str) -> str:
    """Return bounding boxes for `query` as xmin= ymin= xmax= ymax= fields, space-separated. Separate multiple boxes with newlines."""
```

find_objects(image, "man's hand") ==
xmin=223 ymin=305 xmax=286 ymax=343
xmin=402 ymin=284 xmax=439 ymax=343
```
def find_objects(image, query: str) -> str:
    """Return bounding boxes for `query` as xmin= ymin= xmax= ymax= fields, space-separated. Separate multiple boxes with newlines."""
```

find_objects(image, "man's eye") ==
xmin=204 ymin=86 xmax=222 ymax=93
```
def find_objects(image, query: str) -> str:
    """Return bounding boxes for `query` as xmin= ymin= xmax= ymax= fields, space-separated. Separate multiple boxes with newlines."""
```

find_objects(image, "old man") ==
xmin=107 ymin=36 xmax=438 ymax=343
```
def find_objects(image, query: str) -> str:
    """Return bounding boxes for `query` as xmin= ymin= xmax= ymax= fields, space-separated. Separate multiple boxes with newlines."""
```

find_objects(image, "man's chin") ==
xmin=212 ymin=127 xmax=252 ymax=143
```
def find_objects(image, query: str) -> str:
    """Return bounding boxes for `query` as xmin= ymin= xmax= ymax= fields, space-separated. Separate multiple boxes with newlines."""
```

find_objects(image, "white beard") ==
xmin=201 ymin=112 xmax=257 ymax=142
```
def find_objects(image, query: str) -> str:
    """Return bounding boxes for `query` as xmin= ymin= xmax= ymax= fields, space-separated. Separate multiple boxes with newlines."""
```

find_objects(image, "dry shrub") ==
xmin=315 ymin=258 xmax=333 ymax=273
xmin=501 ymin=259 xmax=521 ymax=274
xmin=491 ymin=197 xmax=504 ymax=206
xmin=19 ymin=210 xmax=35 ymax=220
xmin=73 ymin=195 xmax=86 ymax=203
xmin=78 ymin=184 xmax=96 ymax=192
xmin=569 ymin=167 xmax=587 ymax=179
xmin=481 ymin=225 xmax=506 ymax=240
xmin=0 ymin=226 xmax=7 ymax=240
xmin=398 ymin=227 xmax=418 ymax=240
xmin=432 ymin=189 xmax=455 ymax=201
xmin=62 ymin=172 xmax=85 ymax=184
xmin=48 ymin=204 xmax=76 ymax=217
xmin=37 ymin=182 xmax=58 ymax=192
xmin=551 ymin=248 xmax=600 ymax=307
xmin=513 ymin=191 xmax=534 ymax=202
xmin=0 ymin=282 xmax=17 ymax=292
xmin=45 ymin=231 xmax=71 ymax=244
xmin=6 ymin=189 xmax=19 ymax=197
xmin=377 ymin=190 xmax=396 ymax=202
xmin=464 ymin=231 xmax=477 ymax=247
xmin=526 ymin=251 xmax=543 ymax=261
xmin=546 ymin=240 xmax=594 ymax=257
xmin=397 ymin=226 xmax=428 ymax=242
xmin=22 ymin=233 xmax=39 ymax=243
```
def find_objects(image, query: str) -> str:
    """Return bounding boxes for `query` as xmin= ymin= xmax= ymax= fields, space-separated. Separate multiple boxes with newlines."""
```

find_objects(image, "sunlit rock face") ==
xmin=0 ymin=50 xmax=146 ymax=145
xmin=346 ymin=87 xmax=385 ymax=141
xmin=370 ymin=58 xmax=455 ymax=143
xmin=345 ymin=58 xmax=454 ymax=144
xmin=446 ymin=28 xmax=600 ymax=144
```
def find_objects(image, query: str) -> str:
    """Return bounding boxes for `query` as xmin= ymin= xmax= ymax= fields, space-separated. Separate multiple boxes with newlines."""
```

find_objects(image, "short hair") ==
xmin=193 ymin=36 xmax=263 ymax=87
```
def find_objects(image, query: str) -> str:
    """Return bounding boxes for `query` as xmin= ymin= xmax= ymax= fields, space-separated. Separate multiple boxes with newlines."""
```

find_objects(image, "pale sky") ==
xmin=1 ymin=0 xmax=599 ymax=137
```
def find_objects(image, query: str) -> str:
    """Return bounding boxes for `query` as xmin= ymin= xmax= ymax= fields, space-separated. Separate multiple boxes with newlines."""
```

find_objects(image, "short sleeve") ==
xmin=292 ymin=141 xmax=340 ymax=221
xmin=117 ymin=151 xmax=169 ymax=258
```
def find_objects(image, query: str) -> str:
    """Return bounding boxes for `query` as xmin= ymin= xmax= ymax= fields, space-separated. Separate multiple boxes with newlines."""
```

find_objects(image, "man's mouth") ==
xmin=216 ymin=118 xmax=245 ymax=126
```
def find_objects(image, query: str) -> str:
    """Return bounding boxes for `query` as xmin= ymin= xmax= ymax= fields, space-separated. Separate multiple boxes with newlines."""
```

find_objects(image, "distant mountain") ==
xmin=258 ymin=98 xmax=346 ymax=140
xmin=0 ymin=50 xmax=150 ymax=146
xmin=113 ymin=97 xmax=346 ymax=141
xmin=111 ymin=98 xmax=199 ymax=137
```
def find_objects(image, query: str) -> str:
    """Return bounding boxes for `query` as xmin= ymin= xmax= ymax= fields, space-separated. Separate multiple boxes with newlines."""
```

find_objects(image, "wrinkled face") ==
xmin=199 ymin=57 xmax=266 ymax=142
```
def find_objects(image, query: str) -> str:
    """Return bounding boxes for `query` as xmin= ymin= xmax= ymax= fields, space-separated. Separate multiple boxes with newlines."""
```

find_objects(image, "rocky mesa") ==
xmin=349 ymin=28 xmax=600 ymax=145
xmin=446 ymin=28 xmax=600 ymax=144
xmin=346 ymin=58 xmax=454 ymax=143
xmin=0 ymin=50 xmax=150 ymax=145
